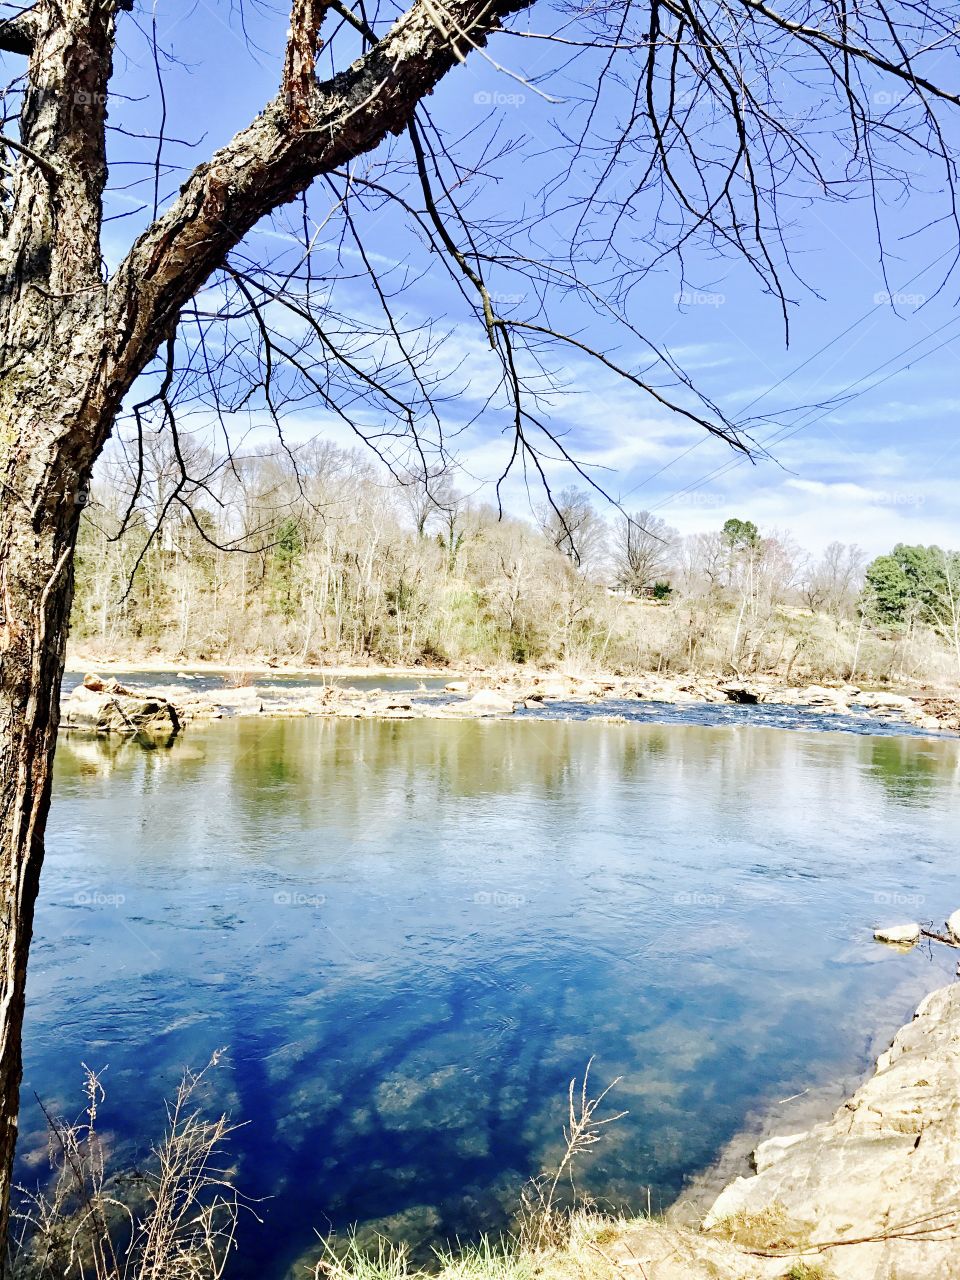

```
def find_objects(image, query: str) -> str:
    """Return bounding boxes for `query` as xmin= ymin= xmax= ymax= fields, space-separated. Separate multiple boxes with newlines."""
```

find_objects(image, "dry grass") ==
xmin=707 ymin=1201 xmax=805 ymax=1251
xmin=517 ymin=1058 xmax=627 ymax=1252
xmin=313 ymin=1213 xmax=632 ymax=1280
xmin=11 ymin=1054 xmax=240 ymax=1280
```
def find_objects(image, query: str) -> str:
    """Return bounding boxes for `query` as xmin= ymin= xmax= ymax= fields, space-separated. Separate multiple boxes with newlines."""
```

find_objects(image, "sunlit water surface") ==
xmin=23 ymin=715 xmax=960 ymax=1277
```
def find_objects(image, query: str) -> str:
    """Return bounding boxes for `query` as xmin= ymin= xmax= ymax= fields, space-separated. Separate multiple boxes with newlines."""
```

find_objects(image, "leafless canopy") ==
xmin=1 ymin=0 xmax=958 ymax=545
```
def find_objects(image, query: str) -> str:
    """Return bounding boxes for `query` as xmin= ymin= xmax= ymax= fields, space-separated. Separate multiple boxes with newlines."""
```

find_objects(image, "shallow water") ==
xmin=23 ymin=716 xmax=960 ymax=1277
xmin=61 ymin=668 xmax=451 ymax=695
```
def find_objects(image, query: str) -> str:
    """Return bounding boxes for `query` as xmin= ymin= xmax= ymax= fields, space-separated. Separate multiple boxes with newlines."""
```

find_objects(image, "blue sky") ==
xmin=20 ymin=0 xmax=958 ymax=556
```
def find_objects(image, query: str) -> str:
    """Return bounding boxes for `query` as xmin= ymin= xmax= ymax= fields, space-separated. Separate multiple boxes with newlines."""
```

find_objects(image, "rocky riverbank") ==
xmin=60 ymin=668 xmax=960 ymax=736
xmin=604 ymin=981 xmax=960 ymax=1279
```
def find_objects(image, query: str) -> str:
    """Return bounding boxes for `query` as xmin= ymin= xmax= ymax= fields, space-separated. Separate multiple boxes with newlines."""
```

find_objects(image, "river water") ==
xmin=21 ymin=710 xmax=960 ymax=1277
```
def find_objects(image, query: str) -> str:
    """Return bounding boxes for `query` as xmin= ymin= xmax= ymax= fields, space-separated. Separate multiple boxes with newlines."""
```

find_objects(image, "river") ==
xmin=21 ymin=710 xmax=960 ymax=1277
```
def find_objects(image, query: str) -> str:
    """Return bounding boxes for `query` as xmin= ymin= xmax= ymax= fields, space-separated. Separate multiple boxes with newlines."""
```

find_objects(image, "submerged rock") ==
xmin=873 ymin=922 xmax=921 ymax=945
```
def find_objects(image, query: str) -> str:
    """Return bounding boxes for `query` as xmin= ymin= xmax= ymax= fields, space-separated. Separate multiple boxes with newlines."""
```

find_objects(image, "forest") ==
xmin=71 ymin=441 xmax=960 ymax=686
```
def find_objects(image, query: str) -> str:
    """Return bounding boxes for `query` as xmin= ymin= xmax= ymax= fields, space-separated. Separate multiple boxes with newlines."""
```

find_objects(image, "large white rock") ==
xmin=947 ymin=909 xmax=960 ymax=942
xmin=456 ymin=689 xmax=516 ymax=716
xmin=873 ymin=922 xmax=921 ymax=945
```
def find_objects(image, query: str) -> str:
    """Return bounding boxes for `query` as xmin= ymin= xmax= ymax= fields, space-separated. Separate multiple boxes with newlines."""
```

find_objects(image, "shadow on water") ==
xmin=21 ymin=714 xmax=960 ymax=1278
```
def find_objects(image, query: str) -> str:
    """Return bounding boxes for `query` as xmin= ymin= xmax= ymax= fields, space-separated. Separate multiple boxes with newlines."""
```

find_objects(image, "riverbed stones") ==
xmin=58 ymin=665 xmax=960 ymax=735
xmin=873 ymin=922 xmax=921 ymax=945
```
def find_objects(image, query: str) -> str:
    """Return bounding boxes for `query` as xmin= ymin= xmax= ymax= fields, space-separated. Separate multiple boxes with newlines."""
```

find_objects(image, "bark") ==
xmin=0 ymin=385 xmax=90 ymax=1253
xmin=0 ymin=0 xmax=532 ymax=1264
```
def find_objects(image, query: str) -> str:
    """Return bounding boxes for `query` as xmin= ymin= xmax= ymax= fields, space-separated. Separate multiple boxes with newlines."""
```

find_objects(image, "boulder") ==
xmin=445 ymin=680 xmax=470 ymax=693
xmin=873 ymin=922 xmax=921 ymax=945
xmin=720 ymin=684 xmax=760 ymax=705
xmin=947 ymin=909 xmax=960 ymax=942
xmin=456 ymin=689 xmax=516 ymax=716
xmin=62 ymin=684 xmax=181 ymax=737
xmin=215 ymin=687 xmax=264 ymax=714
xmin=797 ymin=684 xmax=849 ymax=706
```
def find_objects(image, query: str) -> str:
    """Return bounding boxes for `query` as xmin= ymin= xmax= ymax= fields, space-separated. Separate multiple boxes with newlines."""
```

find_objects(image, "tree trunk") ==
xmin=0 ymin=390 xmax=99 ymax=1255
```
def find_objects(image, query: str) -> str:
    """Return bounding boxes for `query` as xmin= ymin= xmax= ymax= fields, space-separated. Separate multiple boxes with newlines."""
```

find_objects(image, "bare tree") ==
xmin=398 ymin=466 xmax=459 ymax=538
xmin=802 ymin=542 xmax=866 ymax=617
xmin=538 ymin=486 xmax=606 ymax=569
xmin=0 ymin=0 xmax=958 ymax=1259
xmin=612 ymin=511 xmax=677 ymax=594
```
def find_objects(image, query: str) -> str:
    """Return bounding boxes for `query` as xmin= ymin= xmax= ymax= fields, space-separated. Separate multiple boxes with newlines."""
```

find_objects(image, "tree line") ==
xmin=70 ymin=444 xmax=959 ymax=686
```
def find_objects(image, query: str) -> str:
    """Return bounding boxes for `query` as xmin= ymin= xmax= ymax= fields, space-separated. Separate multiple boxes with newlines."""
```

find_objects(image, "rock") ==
xmin=370 ymin=698 xmax=415 ymax=718
xmin=535 ymin=678 xmax=575 ymax=700
xmin=947 ymin=910 xmax=960 ymax=942
xmin=607 ymin=983 xmax=960 ymax=1278
xmin=720 ymin=684 xmax=760 ymax=705
xmin=456 ymin=689 xmax=516 ymax=716
xmin=699 ymin=984 xmax=960 ymax=1277
xmin=873 ymin=922 xmax=921 ymax=945
xmin=62 ymin=685 xmax=181 ymax=737
xmin=855 ymin=690 xmax=915 ymax=710
xmin=82 ymin=672 xmax=105 ymax=692
xmin=797 ymin=684 xmax=849 ymax=707
xmin=445 ymin=680 xmax=470 ymax=692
